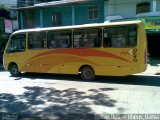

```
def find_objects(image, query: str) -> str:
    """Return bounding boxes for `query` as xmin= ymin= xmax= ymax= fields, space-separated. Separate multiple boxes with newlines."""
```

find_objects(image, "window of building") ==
xmin=18 ymin=0 xmax=27 ymax=7
xmin=103 ymin=25 xmax=137 ymax=48
xmin=23 ymin=10 xmax=35 ymax=28
xmin=74 ymin=28 xmax=102 ymax=48
xmin=52 ymin=12 xmax=62 ymax=26
xmin=136 ymin=2 xmax=150 ymax=14
xmin=28 ymin=32 xmax=46 ymax=49
xmin=47 ymin=30 xmax=72 ymax=49
xmin=88 ymin=6 xmax=99 ymax=20
xmin=6 ymin=34 xmax=26 ymax=53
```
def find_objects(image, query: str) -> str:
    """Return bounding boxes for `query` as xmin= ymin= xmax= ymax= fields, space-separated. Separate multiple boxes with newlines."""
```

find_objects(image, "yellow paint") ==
xmin=3 ymin=21 xmax=147 ymax=76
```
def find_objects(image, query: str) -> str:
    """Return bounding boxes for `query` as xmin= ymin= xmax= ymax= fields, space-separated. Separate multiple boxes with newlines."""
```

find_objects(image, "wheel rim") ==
xmin=84 ymin=69 xmax=93 ymax=79
xmin=82 ymin=67 xmax=94 ymax=80
xmin=11 ymin=67 xmax=18 ymax=75
xmin=10 ymin=65 xmax=19 ymax=76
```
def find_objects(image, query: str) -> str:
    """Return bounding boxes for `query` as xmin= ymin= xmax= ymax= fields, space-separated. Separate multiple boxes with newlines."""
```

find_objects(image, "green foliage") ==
xmin=0 ymin=3 xmax=11 ymax=19
xmin=0 ymin=17 xmax=4 ymax=47
xmin=0 ymin=17 xmax=8 ymax=51
xmin=0 ymin=4 xmax=10 ymax=51
xmin=0 ymin=4 xmax=10 ymax=11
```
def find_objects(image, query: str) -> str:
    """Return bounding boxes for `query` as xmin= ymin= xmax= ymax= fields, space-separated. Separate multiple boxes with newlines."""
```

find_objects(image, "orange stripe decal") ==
xmin=29 ymin=48 xmax=131 ymax=63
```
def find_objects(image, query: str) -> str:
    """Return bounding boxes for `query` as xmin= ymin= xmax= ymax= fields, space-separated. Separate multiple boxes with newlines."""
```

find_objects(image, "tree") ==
xmin=0 ymin=4 xmax=11 ymax=56
xmin=0 ymin=4 xmax=11 ymax=19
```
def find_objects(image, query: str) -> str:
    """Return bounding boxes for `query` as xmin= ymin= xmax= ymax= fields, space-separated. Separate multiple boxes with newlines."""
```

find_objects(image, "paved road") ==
xmin=0 ymin=71 xmax=160 ymax=119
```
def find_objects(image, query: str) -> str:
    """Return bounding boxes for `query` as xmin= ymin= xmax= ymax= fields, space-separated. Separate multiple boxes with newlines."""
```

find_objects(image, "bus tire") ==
xmin=9 ymin=64 xmax=20 ymax=77
xmin=80 ymin=66 xmax=95 ymax=80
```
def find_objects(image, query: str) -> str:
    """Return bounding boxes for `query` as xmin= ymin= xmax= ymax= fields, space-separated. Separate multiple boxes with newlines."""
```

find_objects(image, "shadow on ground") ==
xmin=149 ymin=57 xmax=160 ymax=66
xmin=1 ymin=67 xmax=160 ymax=119
xmin=13 ymin=72 xmax=160 ymax=87
xmin=0 ymin=86 xmax=117 ymax=120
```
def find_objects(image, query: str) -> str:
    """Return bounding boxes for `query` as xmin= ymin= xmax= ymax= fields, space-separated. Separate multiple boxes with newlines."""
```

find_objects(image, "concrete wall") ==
xmin=20 ymin=1 xmax=105 ymax=29
xmin=34 ymin=9 xmax=41 ymax=27
xmin=41 ymin=2 xmax=104 ymax=27
xmin=107 ymin=0 xmax=156 ymax=18
xmin=42 ymin=6 xmax=72 ymax=27
xmin=157 ymin=0 xmax=160 ymax=11
xmin=75 ymin=3 xmax=104 ymax=25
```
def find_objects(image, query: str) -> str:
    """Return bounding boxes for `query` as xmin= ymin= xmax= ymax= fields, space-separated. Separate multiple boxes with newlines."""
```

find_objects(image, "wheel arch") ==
xmin=8 ymin=62 xmax=18 ymax=70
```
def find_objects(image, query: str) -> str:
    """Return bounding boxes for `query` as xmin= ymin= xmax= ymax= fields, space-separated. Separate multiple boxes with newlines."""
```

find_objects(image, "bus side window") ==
xmin=79 ymin=34 xmax=86 ymax=47
xmin=104 ymin=37 xmax=111 ymax=47
xmin=103 ymin=32 xmax=111 ymax=47
xmin=74 ymin=28 xmax=102 ymax=48
xmin=28 ymin=37 xmax=34 ymax=49
xmin=28 ymin=32 xmax=46 ymax=49
xmin=60 ymin=39 xmax=70 ymax=48
xmin=48 ymin=30 xmax=71 ymax=49
xmin=50 ymin=40 xmax=57 ymax=48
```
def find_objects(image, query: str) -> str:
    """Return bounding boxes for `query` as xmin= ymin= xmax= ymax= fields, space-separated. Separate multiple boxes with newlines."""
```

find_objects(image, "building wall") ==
xmin=157 ymin=1 xmax=160 ymax=11
xmin=108 ymin=0 xmax=136 ymax=18
xmin=107 ymin=0 xmax=159 ymax=19
xmin=20 ymin=1 xmax=105 ymax=29
xmin=41 ymin=2 xmax=104 ymax=27
xmin=17 ymin=0 xmax=57 ymax=7
xmin=34 ymin=9 xmax=41 ymax=27
xmin=75 ymin=2 xmax=104 ymax=25
xmin=42 ymin=6 xmax=72 ymax=27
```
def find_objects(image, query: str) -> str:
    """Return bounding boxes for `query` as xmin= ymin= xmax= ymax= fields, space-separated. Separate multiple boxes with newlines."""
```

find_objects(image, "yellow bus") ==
xmin=3 ymin=20 xmax=147 ymax=80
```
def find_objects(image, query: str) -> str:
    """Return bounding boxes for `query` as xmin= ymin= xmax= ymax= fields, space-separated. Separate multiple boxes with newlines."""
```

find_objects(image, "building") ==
xmin=0 ymin=0 xmax=17 ymax=21
xmin=17 ymin=0 xmax=55 ymax=7
xmin=0 ymin=0 xmax=18 ymax=31
xmin=0 ymin=0 xmax=18 ymax=62
xmin=17 ymin=0 xmax=106 ymax=28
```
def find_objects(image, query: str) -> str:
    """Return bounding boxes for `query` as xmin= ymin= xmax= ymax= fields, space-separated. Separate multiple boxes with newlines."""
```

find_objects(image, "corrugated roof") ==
xmin=16 ymin=0 xmax=95 ymax=10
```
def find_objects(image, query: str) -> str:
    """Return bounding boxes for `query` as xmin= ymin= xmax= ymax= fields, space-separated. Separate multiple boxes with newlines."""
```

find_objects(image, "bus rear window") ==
xmin=103 ymin=25 xmax=137 ymax=48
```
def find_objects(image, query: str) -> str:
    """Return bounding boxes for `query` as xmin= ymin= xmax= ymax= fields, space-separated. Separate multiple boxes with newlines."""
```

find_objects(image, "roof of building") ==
xmin=16 ymin=0 xmax=96 ymax=10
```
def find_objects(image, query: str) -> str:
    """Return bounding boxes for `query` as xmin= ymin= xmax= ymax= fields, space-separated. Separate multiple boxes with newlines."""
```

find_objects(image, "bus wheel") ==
xmin=9 ymin=64 xmax=20 ymax=77
xmin=80 ymin=66 xmax=95 ymax=80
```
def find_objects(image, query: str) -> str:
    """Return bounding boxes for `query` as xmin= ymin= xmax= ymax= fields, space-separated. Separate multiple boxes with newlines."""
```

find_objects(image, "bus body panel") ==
xmin=3 ymin=21 xmax=147 ymax=77
xmin=4 ymin=47 xmax=144 ymax=76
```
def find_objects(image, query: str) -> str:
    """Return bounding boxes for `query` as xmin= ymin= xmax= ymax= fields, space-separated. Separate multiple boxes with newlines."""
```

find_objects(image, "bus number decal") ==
xmin=133 ymin=48 xmax=137 ymax=62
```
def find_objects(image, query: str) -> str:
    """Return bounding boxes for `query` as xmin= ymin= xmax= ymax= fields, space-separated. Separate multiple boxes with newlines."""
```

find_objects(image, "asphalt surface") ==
xmin=0 ymin=71 xmax=160 ymax=120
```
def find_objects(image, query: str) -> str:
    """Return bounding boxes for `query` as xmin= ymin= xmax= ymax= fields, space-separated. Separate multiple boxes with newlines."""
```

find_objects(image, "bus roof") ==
xmin=13 ymin=20 xmax=142 ymax=34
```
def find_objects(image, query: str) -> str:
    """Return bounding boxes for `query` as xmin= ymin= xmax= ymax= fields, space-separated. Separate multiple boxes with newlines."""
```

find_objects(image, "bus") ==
xmin=3 ymin=20 xmax=147 ymax=80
